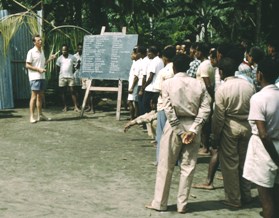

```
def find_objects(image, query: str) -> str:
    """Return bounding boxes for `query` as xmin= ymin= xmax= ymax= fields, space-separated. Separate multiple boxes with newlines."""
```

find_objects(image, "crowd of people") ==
xmin=25 ymin=34 xmax=279 ymax=217
xmin=124 ymin=39 xmax=279 ymax=217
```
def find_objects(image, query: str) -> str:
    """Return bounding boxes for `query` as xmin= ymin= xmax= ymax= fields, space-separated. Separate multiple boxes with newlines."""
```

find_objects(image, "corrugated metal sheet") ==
xmin=0 ymin=10 xmax=41 ymax=109
xmin=0 ymin=10 xmax=14 ymax=109
xmin=10 ymin=25 xmax=33 ymax=100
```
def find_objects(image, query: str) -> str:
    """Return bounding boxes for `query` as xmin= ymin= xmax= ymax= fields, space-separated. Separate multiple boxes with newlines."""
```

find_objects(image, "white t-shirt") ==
xmin=26 ymin=46 xmax=46 ymax=81
xmin=56 ymin=54 xmax=77 ymax=78
xmin=138 ymin=56 xmax=150 ymax=86
xmin=248 ymin=84 xmax=279 ymax=139
xmin=145 ymin=56 xmax=164 ymax=92
xmin=196 ymin=59 xmax=215 ymax=87
xmin=153 ymin=62 xmax=174 ymax=111
xmin=128 ymin=59 xmax=141 ymax=89
xmin=153 ymin=62 xmax=174 ymax=92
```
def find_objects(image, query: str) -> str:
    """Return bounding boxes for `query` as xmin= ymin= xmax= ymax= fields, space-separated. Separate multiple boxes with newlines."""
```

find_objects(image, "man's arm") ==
xmin=212 ymin=88 xmax=225 ymax=141
xmin=256 ymin=120 xmax=279 ymax=167
xmin=162 ymin=81 xmax=185 ymax=137
xmin=26 ymin=62 xmax=46 ymax=73
xmin=124 ymin=111 xmax=157 ymax=132
xmin=139 ymin=75 xmax=146 ymax=96
xmin=129 ymin=76 xmax=139 ymax=94
xmin=142 ymin=72 xmax=154 ymax=90
xmin=202 ymin=77 xmax=214 ymax=99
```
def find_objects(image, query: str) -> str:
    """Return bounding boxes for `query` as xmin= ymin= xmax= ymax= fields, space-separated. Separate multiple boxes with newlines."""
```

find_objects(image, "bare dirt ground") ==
xmin=0 ymin=100 xmax=262 ymax=218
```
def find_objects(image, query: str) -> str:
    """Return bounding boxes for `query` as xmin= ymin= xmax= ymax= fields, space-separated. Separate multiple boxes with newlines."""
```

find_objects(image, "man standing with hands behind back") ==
xmin=26 ymin=34 xmax=54 ymax=123
xmin=145 ymin=54 xmax=211 ymax=213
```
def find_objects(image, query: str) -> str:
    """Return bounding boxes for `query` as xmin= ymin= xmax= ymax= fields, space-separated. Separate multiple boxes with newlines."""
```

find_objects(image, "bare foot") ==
xmin=30 ymin=117 xmax=37 ymax=124
xmin=198 ymin=148 xmax=211 ymax=156
xmin=74 ymin=107 xmax=80 ymax=112
xmin=62 ymin=107 xmax=67 ymax=112
xmin=192 ymin=183 xmax=214 ymax=190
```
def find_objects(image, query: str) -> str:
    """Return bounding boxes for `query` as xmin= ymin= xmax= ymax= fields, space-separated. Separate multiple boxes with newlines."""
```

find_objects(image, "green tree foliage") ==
xmin=1 ymin=0 xmax=279 ymax=46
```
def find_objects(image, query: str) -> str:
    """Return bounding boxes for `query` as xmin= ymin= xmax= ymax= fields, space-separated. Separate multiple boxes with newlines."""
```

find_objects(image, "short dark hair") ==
xmin=162 ymin=45 xmax=176 ymax=60
xmin=267 ymin=40 xmax=279 ymax=52
xmin=258 ymin=58 xmax=279 ymax=84
xmin=61 ymin=44 xmax=68 ymax=49
xmin=249 ymin=47 xmax=265 ymax=63
xmin=227 ymin=45 xmax=245 ymax=67
xmin=148 ymin=46 xmax=159 ymax=55
xmin=196 ymin=43 xmax=209 ymax=57
xmin=218 ymin=57 xmax=238 ymax=77
xmin=173 ymin=54 xmax=191 ymax=73
xmin=137 ymin=45 xmax=147 ymax=55
xmin=32 ymin=34 xmax=41 ymax=42
xmin=210 ymin=49 xmax=217 ymax=59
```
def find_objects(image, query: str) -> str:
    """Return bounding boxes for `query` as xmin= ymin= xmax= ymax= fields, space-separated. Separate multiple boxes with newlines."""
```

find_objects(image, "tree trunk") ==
xmin=255 ymin=0 xmax=262 ymax=44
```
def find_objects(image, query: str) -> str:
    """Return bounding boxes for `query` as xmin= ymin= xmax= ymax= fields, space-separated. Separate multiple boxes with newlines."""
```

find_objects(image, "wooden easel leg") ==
xmin=80 ymin=79 xmax=92 ymax=117
xmin=116 ymin=80 xmax=122 ymax=120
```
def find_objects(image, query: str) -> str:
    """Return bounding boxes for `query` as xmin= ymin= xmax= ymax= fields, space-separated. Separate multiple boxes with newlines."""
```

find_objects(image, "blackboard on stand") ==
xmin=80 ymin=27 xmax=138 ymax=120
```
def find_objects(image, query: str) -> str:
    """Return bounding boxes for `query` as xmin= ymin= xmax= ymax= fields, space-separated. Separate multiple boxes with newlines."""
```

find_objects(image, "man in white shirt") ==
xmin=142 ymin=46 xmax=164 ymax=113
xmin=243 ymin=58 xmax=279 ymax=218
xmin=137 ymin=46 xmax=149 ymax=116
xmin=26 ymin=34 xmax=54 ymax=123
xmin=153 ymin=45 xmax=176 ymax=165
xmin=127 ymin=46 xmax=140 ymax=120
xmin=56 ymin=44 xmax=79 ymax=112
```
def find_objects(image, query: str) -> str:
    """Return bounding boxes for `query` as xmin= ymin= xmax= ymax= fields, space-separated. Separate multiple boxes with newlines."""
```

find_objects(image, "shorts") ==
xmin=127 ymin=87 xmax=138 ymax=102
xmin=59 ymin=78 xmax=75 ymax=87
xmin=243 ymin=135 xmax=279 ymax=188
xmin=30 ymin=79 xmax=45 ymax=91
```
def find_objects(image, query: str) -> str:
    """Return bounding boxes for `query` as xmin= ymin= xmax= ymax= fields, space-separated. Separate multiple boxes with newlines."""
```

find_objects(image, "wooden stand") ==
xmin=80 ymin=26 xmax=127 ymax=120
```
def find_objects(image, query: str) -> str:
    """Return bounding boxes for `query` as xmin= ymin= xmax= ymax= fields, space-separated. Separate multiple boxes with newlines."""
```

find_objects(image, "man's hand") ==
xmin=128 ymin=88 xmax=133 ymax=94
xmin=124 ymin=122 xmax=132 ymax=133
xmin=38 ymin=68 xmax=46 ymax=73
xmin=181 ymin=131 xmax=196 ymax=144
xmin=138 ymin=89 xmax=144 ymax=96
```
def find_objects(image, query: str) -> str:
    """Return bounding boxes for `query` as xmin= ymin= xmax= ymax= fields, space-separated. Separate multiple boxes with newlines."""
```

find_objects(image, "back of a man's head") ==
xmin=249 ymin=47 xmax=265 ymax=63
xmin=218 ymin=57 xmax=238 ymax=78
xmin=258 ymin=58 xmax=279 ymax=84
xmin=173 ymin=54 xmax=191 ymax=73
xmin=162 ymin=45 xmax=176 ymax=61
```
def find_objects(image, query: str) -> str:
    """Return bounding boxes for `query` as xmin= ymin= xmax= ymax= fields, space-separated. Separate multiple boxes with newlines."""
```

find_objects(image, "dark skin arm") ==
xmin=139 ymin=75 xmax=146 ymax=96
xmin=202 ymin=77 xmax=214 ymax=99
xmin=142 ymin=73 xmax=154 ymax=91
xmin=256 ymin=120 xmax=279 ymax=167
xmin=128 ymin=76 xmax=139 ymax=94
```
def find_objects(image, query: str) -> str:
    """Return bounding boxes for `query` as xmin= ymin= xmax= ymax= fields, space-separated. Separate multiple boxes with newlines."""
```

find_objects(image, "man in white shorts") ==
xmin=243 ymin=58 xmax=279 ymax=218
xmin=127 ymin=46 xmax=140 ymax=120
xmin=56 ymin=44 xmax=79 ymax=112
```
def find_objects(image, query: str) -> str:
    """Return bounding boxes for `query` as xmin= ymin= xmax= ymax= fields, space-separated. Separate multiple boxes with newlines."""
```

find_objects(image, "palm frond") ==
xmin=0 ymin=12 xmax=39 ymax=55
xmin=45 ymin=25 xmax=93 ymax=81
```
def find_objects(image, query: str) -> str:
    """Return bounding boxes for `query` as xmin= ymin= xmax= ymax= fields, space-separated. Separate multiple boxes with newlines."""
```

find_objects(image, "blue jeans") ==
xmin=155 ymin=110 xmax=167 ymax=163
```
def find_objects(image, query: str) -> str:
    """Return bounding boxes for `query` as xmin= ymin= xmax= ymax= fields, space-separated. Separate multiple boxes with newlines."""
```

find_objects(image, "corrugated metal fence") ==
xmin=0 ymin=10 xmax=34 ymax=109
xmin=10 ymin=25 xmax=33 ymax=100
xmin=0 ymin=10 xmax=14 ymax=109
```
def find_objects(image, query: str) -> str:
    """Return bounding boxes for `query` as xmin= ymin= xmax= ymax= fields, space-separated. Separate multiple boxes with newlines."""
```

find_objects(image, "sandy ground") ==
xmin=0 ymin=101 xmax=262 ymax=218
